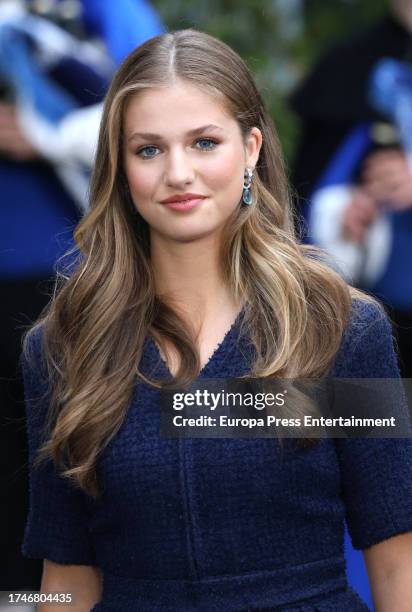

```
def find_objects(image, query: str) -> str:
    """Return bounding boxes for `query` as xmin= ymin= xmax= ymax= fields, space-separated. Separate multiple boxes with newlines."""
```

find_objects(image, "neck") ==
xmin=391 ymin=0 xmax=412 ymax=33
xmin=150 ymin=233 xmax=240 ymax=324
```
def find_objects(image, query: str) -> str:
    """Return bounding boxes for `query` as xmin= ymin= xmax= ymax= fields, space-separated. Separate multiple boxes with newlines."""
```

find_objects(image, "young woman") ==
xmin=21 ymin=29 xmax=412 ymax=611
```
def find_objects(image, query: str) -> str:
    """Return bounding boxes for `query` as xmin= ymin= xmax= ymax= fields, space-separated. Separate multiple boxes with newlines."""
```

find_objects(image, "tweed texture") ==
xmin=21 ymin=299 xmax=412 ymax=611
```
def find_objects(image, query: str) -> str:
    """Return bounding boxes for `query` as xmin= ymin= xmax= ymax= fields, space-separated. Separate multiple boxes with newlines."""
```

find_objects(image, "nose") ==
xmin=163 ymin=146 xmax=195 ymax=188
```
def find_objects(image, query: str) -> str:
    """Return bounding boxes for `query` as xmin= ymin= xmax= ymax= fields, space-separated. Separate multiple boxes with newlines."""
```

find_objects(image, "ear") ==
xmin=244 ymin=127 xmax=263 ymax=169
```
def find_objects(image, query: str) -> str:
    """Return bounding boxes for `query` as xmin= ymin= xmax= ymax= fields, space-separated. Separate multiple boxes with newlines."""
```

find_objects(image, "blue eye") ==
xmin=196 ymin=138 xmax=218 ymax=150
xmin=137 ymin=145 xmax=159 ymax=159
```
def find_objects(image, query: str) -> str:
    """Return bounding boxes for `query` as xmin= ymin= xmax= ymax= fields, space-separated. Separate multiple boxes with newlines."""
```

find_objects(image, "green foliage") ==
xmin=151 ymin=0 xmax=389 ymax=163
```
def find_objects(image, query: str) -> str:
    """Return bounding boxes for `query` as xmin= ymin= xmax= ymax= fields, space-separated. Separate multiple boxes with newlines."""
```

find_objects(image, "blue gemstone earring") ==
xmin=242 ymin=167 xmax=254 ymax=206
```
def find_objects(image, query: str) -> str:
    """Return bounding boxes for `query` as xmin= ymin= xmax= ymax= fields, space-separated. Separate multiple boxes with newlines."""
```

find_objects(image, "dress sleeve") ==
xmin=333 ymin=300 xmax=412 ymax=550
xmin=21 ymin=326 xmax=96 ymax=565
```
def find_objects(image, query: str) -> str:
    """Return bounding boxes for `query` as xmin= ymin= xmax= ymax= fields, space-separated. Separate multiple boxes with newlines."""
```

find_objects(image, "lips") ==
xmin=161 ymin=197 xmax=207 ymax=212
xmin=160 ymin=193 xmax=207 ymax=204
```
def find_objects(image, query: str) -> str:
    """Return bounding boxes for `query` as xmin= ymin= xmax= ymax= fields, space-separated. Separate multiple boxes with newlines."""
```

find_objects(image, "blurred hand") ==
xmin=361 ymin=149 xmax=412 ymax=211
xmin=341 ymin=187 xmax=379 ymax=244
xmin=0 ymin=103 xmax=39 ymax=161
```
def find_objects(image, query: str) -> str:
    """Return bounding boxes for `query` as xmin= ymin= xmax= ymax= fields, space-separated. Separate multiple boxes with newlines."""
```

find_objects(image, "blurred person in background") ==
xmin=0 ymin=0 xmax=164 ymax=590
xmin=289 ymin=1 xmax=412 ymax=607
xmin=289 ymin=0 xmax=412 ymax=377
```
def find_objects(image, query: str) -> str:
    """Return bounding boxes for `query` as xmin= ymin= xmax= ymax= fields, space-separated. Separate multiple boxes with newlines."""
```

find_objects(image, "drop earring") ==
xmin=242 ymin=167 xmax=254 ymax=206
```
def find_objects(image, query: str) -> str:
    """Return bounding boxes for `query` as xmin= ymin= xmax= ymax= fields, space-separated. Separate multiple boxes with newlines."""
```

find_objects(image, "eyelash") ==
xmin=136 ymin=138 xmax=219 ymax=159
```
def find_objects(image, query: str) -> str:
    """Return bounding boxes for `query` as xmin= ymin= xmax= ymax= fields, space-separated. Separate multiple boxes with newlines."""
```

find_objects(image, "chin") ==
xmin=158 ymin=225 xmax=221 ymax=243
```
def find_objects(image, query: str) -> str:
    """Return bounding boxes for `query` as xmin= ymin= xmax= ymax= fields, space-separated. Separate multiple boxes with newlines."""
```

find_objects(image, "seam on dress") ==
xmin=178 ymin=437 xmax=201 ymax=580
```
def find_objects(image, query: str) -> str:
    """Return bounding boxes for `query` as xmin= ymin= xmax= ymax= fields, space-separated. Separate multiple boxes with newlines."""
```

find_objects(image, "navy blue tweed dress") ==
xmin=21 ymin=299 xmax=412 ymax=611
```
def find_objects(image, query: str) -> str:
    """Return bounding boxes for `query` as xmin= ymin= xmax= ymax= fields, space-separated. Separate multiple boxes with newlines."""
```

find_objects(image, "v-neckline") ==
xmin=148 ymin=307 xmax=245 ymax=379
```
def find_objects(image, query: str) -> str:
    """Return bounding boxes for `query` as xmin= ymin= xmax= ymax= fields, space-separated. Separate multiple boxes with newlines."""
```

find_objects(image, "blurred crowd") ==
xmin=290 ymin=0 xmax=412 ymax=379
xmin=1 ymin=0 xmax=411 ymax=608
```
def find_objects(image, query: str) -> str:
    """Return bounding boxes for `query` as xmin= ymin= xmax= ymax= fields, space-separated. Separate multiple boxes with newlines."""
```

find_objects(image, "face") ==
xmin=122 ymin=79 xmax=262 ymax=246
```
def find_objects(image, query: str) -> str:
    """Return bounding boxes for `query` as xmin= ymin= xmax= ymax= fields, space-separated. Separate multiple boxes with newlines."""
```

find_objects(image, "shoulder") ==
xmin=21 ymin=323 xmax=47 ymax=371
xmin=342 ymin=297 xmax=389 ymax=342
xmin=21 ymin=323 xmax=52 ymax=401
xmin=330 ymin=297 xmax=399 ymax=377
xmin=22 ymin=323 xmax=45 ymax=359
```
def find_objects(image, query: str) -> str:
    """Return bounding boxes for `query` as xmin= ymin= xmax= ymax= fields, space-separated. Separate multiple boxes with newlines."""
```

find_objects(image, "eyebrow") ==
xmin=127 ymin=124 xmax=224 ymax=142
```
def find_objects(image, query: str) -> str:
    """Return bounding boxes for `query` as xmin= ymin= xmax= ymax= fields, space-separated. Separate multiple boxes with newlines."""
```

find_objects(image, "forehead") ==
xmin=123 ymin=81 xmax=237 ymax=136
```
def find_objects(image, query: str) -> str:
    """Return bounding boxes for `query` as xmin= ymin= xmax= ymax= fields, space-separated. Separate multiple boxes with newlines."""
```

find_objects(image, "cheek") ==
xmin=207 ymin=151 xmax=242 ymax=188
xmin=125 ymin=159 xmax=157 ymax=201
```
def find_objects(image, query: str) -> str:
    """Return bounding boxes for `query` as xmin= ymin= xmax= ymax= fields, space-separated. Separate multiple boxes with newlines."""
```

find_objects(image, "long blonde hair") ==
xmin=23 ymin=28 xmax=371 ymax=497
